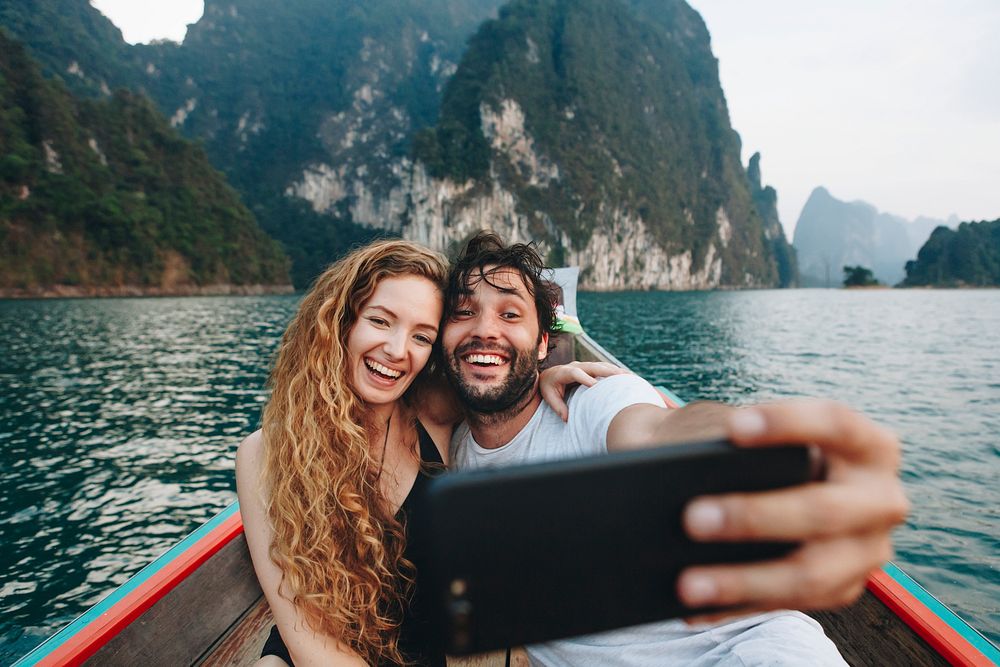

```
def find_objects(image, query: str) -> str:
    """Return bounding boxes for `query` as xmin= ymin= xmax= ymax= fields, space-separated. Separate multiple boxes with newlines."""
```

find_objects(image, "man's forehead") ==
xmin=463 ymin=265 xmax=531 ymax=295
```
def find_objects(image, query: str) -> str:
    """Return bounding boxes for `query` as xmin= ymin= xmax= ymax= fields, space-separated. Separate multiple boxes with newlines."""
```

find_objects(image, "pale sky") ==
xmin=90 ymin=0 xmax=203 ymax=44
xmin=93 ymin=0 xmax=1000 ymax=236
xmin=687 ymin=0 xmax=1000 ymax=234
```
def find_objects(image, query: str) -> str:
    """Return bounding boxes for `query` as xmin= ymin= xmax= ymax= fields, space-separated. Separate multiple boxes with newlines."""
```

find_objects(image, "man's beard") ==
xmin=445 ymin=341 xmax=540 ymax=418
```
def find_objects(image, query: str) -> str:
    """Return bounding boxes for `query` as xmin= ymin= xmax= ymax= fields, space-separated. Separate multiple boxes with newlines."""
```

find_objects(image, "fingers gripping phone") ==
xmin=408 ymin=440 xmax=812 ymax=655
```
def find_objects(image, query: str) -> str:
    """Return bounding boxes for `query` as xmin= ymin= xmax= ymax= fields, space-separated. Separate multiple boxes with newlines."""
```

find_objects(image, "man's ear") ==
xmin=537 ymin=331 xmax=549 ymax=361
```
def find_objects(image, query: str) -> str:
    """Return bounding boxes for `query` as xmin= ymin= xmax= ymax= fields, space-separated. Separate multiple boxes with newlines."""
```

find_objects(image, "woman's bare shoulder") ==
xmin=237 ymin=429 xmax=264 ymax=462
xmin=236 ymin=430 xmax=274 ymax=551
xmin=236 ymin=429 xmax=266 ymax=495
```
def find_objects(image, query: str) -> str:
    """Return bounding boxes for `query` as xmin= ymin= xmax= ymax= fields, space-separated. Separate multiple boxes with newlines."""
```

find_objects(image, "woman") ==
xmin=237 ymin=239 xmax=615 ymax=666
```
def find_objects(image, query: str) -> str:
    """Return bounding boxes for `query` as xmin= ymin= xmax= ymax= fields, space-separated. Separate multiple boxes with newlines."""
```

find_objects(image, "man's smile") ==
xmin=463 ymin=353 xmax=508 ymax=367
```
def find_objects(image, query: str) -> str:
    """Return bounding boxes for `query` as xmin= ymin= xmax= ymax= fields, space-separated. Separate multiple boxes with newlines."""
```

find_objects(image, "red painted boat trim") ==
xmin=655 ymin=389 xmax=681 ymax=409
xmin=35 ymin=511 xmax=245 ymax=666
xmin=867 ymin=569 xmax=993 ymax=666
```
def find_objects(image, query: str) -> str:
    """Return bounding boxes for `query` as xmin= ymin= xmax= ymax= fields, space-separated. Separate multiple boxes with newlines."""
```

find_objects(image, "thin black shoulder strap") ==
xmin=416 ymin=421 xmax=444 ymax=465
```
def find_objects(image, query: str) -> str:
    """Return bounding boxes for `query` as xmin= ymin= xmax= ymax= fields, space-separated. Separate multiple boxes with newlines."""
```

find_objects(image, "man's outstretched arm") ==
xmin=606 ymin=399 xmax=909 ymax=616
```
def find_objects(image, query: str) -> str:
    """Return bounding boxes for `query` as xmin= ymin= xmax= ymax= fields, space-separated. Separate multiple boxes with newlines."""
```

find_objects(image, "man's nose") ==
xmin=469 ymin=311 xmax=502 ymax=340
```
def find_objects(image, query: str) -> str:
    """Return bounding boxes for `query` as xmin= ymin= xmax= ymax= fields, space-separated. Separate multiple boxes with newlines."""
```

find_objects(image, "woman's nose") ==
xmin=383 ymin=330 xmax=407 ymax=359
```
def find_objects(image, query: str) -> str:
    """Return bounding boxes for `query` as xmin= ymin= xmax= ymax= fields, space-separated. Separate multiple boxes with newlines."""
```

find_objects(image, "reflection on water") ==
xmin=1 ymin=290 xmax=998 ymax=661
xmin=580 ymin=289 xmax=1000 ymax=647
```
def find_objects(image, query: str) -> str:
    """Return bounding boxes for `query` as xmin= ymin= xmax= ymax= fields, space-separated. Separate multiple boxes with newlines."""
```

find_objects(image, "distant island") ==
xmin=902 ymin=219 xmax=1000 ymax=287
xmin=793 ymin=186 xmax=957 ymax=287
xmin=842 ymin=265 xmax=881 ymax=288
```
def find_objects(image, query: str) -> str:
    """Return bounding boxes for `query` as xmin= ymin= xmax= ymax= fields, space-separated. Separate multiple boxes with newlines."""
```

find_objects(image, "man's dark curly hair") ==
xmin=446 ymin=231 xmax=559 ymax=343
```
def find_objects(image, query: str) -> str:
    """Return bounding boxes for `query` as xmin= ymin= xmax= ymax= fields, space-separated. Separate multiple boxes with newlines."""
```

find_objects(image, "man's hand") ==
xmin=676 ymin=400 xmax=909 ymax=620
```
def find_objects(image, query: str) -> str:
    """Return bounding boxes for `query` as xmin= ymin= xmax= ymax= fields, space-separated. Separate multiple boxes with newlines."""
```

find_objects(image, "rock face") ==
xmin=2 ymin=0 xmax=502 ymax=286
xmin=398 ymin=0 xmax=794 ymax=289
xmin=748 ymin=153 xmax=797 ymax=287
xmin=4 ymin=0 xmax=798 ymax=289
xmin=793 ymin=187 xmax=958 ymax=286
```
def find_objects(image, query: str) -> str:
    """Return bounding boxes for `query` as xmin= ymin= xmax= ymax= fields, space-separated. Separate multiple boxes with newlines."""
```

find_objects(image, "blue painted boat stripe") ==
xmin=14 ymin=502 xmax=241 ymax=666
xmin=882 ymin=562 xmax=1000 ymax=661
xmin=653 ymin=385 xmax=687 ymax=407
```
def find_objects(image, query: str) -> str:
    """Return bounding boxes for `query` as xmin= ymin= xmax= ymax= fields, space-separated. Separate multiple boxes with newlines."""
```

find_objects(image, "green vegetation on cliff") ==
xmin=413 ymin=0 xmax=793 ymax=286
xmin=902 ymin=220 xmax=1000 ymax=287
xmin=0 ymin=0 xmax=144 ymax=98
xmin=0 ymin=31 xmax=289 ymax=290
xmin=2 ymin=0 xmax=800 ymax=289
xmin=1 ymin=0 xmax=501 ymax=287
xmin=747 ymin=152 xmax=797 ymax=287
xmin=149 ymin=0 xmax=500 ymax=286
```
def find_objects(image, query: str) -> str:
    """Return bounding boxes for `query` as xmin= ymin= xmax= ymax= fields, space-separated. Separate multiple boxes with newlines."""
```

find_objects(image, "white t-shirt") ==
xmin=450 ymin=373 xmax=663 ymax=468
xmin=450 ymin=374 xmax=845 ymax=666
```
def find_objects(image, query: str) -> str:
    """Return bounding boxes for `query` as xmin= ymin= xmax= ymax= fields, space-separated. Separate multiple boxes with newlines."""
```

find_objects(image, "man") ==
xmin=440 ymin=232 xmax=908 ymax=665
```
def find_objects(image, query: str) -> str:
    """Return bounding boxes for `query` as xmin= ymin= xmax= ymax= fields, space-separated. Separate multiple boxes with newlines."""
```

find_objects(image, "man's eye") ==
xmin=501 ymin=311 xmax=520 ymax=320
xmin=454 ymin=309 xmax=474 ymax=318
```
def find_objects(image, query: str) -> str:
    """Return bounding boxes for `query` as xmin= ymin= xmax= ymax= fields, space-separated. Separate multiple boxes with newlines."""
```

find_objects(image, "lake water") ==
xmin=1 ymin=290 xmax=998 ymax=662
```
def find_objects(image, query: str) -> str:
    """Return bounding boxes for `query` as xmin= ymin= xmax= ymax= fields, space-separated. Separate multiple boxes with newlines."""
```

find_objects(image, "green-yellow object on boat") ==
xmin=553 ymin=312 xmax=583 ymax=334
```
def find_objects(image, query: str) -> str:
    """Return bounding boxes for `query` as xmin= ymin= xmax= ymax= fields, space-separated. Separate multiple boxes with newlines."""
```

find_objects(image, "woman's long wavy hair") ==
xmin=261 ymin=239 xmax=448 ymax=665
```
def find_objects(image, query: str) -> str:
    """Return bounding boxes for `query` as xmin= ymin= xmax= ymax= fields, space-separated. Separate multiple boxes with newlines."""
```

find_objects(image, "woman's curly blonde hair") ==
xmin=261 ymin=239 xmax=448 ymax=665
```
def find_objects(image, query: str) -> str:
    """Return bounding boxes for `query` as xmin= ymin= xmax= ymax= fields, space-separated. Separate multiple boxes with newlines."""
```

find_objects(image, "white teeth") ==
xmin=365 ymin=359 xmax=402 ymax=378
xmin=465 ymin=354 xmax=504 ymax=365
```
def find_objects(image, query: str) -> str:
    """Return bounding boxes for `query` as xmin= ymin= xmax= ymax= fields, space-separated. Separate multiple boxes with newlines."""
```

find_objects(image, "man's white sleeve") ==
xmin=568 ymin=374 xmax=666 ymax=455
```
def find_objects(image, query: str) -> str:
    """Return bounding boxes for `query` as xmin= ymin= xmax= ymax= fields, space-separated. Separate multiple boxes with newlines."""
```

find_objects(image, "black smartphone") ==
xmin=409 ymin=440 xmax=813 ymax=655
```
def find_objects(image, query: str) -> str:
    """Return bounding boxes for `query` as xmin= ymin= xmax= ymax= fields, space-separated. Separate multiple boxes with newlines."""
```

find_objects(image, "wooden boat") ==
xmin=13 ymin=331 xmax=1000 ymax=667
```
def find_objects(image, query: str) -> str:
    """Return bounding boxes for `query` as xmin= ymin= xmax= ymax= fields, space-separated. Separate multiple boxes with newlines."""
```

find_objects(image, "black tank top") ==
xmin=260 ymin=422 xmax=446 ymax=666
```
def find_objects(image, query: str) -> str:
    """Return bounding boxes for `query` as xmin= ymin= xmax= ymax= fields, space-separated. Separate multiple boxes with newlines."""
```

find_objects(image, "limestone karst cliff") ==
xmin=292 ymin=0 xmax=796 ymax=288
xmin=3 ymin=0 xmax=798 ymax=289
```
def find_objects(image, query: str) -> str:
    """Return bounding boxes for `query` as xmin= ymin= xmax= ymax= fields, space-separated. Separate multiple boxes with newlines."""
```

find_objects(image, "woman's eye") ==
xmin=414 ymin=334 xmax=433 ymax=345
xmin=369 ymin=317 xmax=389 ymax=327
